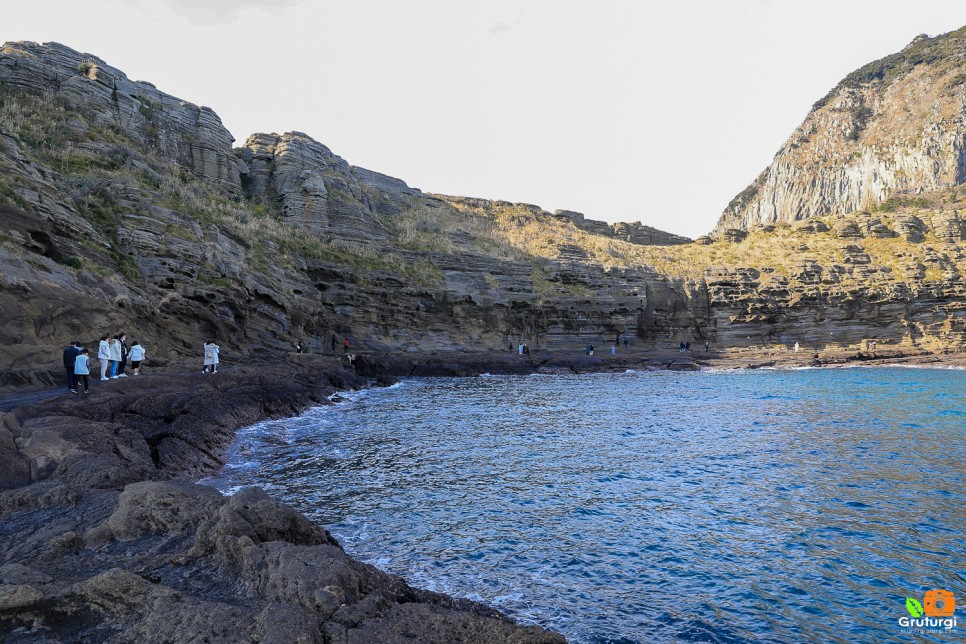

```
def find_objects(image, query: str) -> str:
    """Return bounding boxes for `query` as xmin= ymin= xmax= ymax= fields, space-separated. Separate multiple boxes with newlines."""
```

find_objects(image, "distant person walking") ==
xmin=794 ymin=341 xmax=800 ymax=353
xmin=611 ymin=345 xmax=617 ymax=355
xmin=128 ymin=341 xmax=145 ymax=375
xmin=73 ymin=348 xmax=91 ymax=394
xmin=63 ymin=340 xmax=80 ymax=391
xmin=705 ymin=341 xmax=710 ymax=352
xmin=343 ymin=338 xmax=350 ymax=354
xmin=295 ymin=341 xmax=304 ymax=354
xmin=331 ymin=334 xmax=337 ymax=353
xmin=98 ymin=335 xmax=110 ymax=380
xmin=623 ymin=337 xmax=629 ymax=349
xmin=203 ymin=341 xmax=220 ymax=373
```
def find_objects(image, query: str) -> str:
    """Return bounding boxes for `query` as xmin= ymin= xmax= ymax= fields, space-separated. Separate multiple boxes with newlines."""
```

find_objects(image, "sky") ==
xmin=5 ymin=1 xmax=965 ymax=237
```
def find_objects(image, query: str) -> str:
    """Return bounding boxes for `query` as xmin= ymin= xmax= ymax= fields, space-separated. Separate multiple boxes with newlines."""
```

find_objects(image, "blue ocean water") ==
xmin=201 ymin=367 xmax=966 ymax=643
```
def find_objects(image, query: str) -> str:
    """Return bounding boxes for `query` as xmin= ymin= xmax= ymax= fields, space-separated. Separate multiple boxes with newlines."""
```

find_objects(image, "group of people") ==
xmin=513 ymin=343 xmax=531 ymax=356
xmin=294 ymin=335 xmax=352 ymax=355
xmin=63 ymin=334 xmax=146 ymax=393
xmin=678 ymin=340 xmax=711 ymax=352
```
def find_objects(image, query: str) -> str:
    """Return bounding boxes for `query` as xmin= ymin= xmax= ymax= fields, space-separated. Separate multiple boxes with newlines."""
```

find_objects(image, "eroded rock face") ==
xmin=717 ymin=28 xmax=966 ymax=231
xmin=239 ymin=131 xmax=408 ymax=241
xmin=0 ymin=41 xmax=241 ymax=194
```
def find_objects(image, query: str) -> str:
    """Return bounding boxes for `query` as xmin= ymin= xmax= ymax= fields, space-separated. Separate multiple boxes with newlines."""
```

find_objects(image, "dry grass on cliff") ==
xmin=437 ymin=197 xmax=661 ymax=269
xmin=384 ymin=199 xmax=523 ymax=260
xmin=0 ymin=87 xmax=442 ymax=286
xmin=637 ymin=208 xmax=966 ymax=293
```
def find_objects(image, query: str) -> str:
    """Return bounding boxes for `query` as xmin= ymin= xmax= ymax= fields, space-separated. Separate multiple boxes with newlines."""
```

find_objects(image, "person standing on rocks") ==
xmin=98 ymin=335 xmax=111 ymax=380
xmin=118 ymin=333 xmax=129 ymax=376
xmin=129 ymin=341 xmax=145 ymax=375
xmin=331 ymin=334 xmax=337 ymax=354
xmin=108 ymin=336 xmax=122 ymax=378
xmin=63 ymin=340 xmax=80 ymax=392
xmin=705 ymin=341 xmax=710 ymax=352
xmin=203 ymin=341 xmax=220 ymax=373
xmin=343 ymin=338 xmax=350 ymax=354
xmin=623 ymin=337 xmax=629 ymax=350
xmin=295 ymin=341 xmax=304 ymax=354
xmin=73 ymin=348 xmax=91 ymax=394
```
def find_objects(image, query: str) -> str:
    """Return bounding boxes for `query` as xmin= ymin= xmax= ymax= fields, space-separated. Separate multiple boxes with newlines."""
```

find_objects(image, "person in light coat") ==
xmin=73 ymin=348 xmax=91 ymax=394
xmin=108 ymin=336 xmax=122 ymax=378
xmin=203 ymin=341 xmax=220 ymax=373
xmin=128 ymin=341 xmax=145 ymax=375
xmin=98 ymin=335 xmax=111 ymax=380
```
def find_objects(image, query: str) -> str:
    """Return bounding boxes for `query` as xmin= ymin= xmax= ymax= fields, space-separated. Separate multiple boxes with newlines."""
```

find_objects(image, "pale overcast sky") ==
xmin=6 ymin=1 xmax=965 ymax=237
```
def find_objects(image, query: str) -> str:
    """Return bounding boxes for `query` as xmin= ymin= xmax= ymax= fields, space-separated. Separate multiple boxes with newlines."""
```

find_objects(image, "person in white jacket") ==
xmin=108 ymin=336 xmax=122 ymax=378
xmin=128 ymin=341 xmax=145 ymax=375
xmin=203 ymin=341 xmax=220 ymax=373
xmin=98 ymin=335 xmax=111 ymax=380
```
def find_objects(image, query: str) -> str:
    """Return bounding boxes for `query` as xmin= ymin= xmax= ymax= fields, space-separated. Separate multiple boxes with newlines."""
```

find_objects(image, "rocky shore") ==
xmin=3 ymin=348 xmax=965 ymax=642
xmin=0 ymin=355 xmax=568 ymax=643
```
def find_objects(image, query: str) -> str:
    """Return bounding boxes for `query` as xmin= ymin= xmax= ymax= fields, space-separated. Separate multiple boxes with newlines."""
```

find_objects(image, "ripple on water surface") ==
xmin=202 ymin=368 xmax=966 ymax=643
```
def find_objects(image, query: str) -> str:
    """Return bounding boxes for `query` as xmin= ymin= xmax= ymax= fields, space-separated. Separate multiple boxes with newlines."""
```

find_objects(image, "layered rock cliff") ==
xmin=0 ymin=41 xmax=701 ymax=386
xmin=716 ymin=27 xmax=966 ymax=232
xmin=1 ymin=35 xmax=965 ymax=391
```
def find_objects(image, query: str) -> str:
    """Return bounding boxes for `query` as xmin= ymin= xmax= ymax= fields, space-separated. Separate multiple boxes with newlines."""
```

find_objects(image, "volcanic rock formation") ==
xmin=716 ymin=28 xmax=966 ymax=231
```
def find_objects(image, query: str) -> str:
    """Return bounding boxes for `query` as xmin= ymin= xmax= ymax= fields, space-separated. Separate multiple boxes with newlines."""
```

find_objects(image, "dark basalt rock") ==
xmin=0 ymin=359 xmax=565 ymax=643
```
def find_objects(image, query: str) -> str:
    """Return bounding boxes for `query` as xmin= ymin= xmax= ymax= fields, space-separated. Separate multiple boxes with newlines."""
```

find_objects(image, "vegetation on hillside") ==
xmin=812 ymin=26 xmax=966 ymax=111
xmin=0 ymin=84 xmax=441 ymax=286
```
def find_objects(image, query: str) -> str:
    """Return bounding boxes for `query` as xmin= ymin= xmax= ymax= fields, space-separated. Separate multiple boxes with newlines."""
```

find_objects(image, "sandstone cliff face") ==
xmin=0 ymin=42 xmax=699 ymax=385
xmin=717 ymin=28 xmax=966 ymax=232
xmin=238 ymin=131 xmax=416 ymax=240
xmin=0 ymin=41 xmax=241 ymax=194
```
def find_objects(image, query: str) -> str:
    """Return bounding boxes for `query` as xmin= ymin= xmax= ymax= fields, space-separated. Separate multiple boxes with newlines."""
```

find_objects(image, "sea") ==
xmin=200 ymin=367 xmax=965 ymax=643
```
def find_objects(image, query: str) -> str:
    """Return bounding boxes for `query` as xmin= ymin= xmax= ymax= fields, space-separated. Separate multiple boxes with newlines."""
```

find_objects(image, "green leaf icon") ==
xmin=906 ymin=597 xmax=924 ymax=617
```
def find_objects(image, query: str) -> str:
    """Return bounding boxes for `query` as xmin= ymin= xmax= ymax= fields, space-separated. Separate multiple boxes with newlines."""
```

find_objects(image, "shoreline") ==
xmin=0 ymin=356 xmax=564 ymax=643
xmin=2 ymin=347 xmax=964 ymax=642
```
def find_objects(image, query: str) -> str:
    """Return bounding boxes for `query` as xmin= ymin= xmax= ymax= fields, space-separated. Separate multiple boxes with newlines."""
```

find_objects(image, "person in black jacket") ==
xmin=117 ymin=332 xmax=129 ymax=377
xmin=63 ymin=341 xmax=81 ymax=391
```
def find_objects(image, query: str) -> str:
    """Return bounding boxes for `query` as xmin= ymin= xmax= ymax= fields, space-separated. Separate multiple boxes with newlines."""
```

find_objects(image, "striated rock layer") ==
xmin=0 ymin=37 xmax=965 ymax=389
xmin=716 ymin=28 xmax=966 ymax=232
